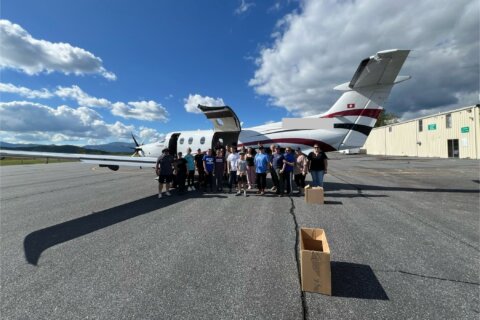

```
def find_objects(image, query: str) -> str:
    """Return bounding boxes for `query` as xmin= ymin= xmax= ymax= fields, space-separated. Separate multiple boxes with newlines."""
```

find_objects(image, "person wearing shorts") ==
xmin=156 ymin=148 xmax=174 ymax=198
xmin=237 ymin=151 xmax=248 ymax=196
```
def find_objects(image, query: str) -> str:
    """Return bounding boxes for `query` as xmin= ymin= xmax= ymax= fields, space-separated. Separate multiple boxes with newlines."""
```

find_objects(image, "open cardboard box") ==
xmin=304 ymin=185 xmax=324 ymax=204
xmin=299 ymin=227 xmax=331 ymax=295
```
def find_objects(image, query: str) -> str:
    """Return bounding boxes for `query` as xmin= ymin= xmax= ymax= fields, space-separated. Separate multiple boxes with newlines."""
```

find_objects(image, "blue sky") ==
xmin=1 ymin=0 xmax=478 ymax=145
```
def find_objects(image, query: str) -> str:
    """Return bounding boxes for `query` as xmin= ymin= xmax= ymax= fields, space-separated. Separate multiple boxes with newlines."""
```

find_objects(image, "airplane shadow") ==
xmin=324 ymin=181 xmax=479 ymax=194
xmin=331 ymin=261 xmax=389 ymax=300
xmin=23 ymin=192 xmax=226 ymax=266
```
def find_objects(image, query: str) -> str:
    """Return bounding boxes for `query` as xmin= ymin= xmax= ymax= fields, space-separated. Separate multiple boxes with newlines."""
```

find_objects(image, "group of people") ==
xmin=155 ymin=143 xmax=328 ymax=198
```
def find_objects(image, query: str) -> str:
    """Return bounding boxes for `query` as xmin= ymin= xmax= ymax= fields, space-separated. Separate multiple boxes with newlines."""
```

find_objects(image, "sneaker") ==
xmin=260 ymin=191 xmax=265 ymax=196
xmin=248 ymin=185 xmax=252 ymax=190
xmin=165 ymin=191 xmax=172 ymax=196
xmin=270 ymin=186 xmax=277 ymax=191
xmin=236 ymin=191 xmax=241 ymax=196
xmin=158 ymin=193 xmax=162 ymax=198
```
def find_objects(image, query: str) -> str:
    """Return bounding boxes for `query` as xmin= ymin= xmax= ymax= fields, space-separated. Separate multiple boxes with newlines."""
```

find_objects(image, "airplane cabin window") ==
xmin=200 ymin=137 xmax=205 ymax=144
xmin=179 ymin=138 xmax=184 ymax=144
xmin=188 ymin=137 xmax=193 ymax=144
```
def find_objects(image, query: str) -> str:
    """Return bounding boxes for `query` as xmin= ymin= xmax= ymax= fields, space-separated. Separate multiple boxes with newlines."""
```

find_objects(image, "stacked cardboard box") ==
xmin=304 ymin=185 xmax=324 ymax=204
xmin=299 ymin=228 xmax=331 ymax=295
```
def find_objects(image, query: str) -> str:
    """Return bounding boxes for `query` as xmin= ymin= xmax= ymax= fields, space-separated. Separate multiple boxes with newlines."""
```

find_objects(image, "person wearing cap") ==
xmin=155 ymin=148 xmax=174 ymax=198
xmin=294 ymin=147 xmax=308 ymax=195
xmin=254 ymin=146 xmax=269 ymax=195
xmin=194 ymin=148 xmax=205 ymax=190
xmin=237 ymin=151 xmax=248 ymax=196
xmin=308 ymin=144 xmax=328 ymax=187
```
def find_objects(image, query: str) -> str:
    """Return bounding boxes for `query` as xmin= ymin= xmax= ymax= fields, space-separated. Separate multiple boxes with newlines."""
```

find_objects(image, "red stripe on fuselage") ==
xmin=321 ymin=108 xmax=382 ymax=119
xmin=238 ymin=138 xmax=336 ymax=152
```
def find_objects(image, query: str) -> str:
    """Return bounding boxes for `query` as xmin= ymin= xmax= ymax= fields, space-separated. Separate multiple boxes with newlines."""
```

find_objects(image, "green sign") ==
xmin=427 ymin=124 xmax=436 ymax=130
xmin=461 ymin=126 xmax=470 ymax=133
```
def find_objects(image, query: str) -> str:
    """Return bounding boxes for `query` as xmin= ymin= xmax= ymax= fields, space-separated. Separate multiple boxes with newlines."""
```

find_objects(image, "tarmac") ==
xmin=0 ymin=154 xmax=479 ymax=319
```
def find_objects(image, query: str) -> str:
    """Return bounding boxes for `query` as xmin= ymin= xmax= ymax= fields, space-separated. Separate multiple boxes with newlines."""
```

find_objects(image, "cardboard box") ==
xmin=300 ymin=228 xmax=331 ymax=295
xmin=304 ymin=185 xmax=324 ymax=204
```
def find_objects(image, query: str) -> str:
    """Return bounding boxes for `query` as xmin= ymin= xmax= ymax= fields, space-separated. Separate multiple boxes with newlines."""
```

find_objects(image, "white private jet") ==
xmin=0 ymin=49 xmax=411 ymax=170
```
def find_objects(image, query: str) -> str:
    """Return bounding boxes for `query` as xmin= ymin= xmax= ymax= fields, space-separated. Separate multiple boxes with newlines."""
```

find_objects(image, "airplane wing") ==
xmin=0 ymin=149 xmax=157 ymax=168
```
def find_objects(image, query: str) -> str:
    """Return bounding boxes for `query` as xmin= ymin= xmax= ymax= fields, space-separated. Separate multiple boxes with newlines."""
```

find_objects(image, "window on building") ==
xmin=446 ymin=113 xmax=452 ymax=128
xmin=419 ymin=120 xmax=423 ymax=132
xmin=179 ymin=138 xmax=184 ymax=144
xmin=200 ymin=137 xmax=205 ymax=144
xmin=188 ymin=137 xmax=193 ymax=144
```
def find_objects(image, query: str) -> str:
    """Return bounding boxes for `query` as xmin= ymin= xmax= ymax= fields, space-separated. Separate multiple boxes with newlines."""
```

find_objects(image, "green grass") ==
xmin=0 ymin=158 xmax=77 ymax=166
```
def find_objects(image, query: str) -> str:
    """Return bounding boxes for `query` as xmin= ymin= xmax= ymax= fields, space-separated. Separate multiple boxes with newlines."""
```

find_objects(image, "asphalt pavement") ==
xmin=1 ymin=154 xmax=478 ymax=319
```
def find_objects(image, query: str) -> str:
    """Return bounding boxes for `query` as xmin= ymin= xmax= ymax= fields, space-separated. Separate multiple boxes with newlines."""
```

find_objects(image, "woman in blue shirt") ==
xmin=254 ymin=146 xmax=269 ymax=195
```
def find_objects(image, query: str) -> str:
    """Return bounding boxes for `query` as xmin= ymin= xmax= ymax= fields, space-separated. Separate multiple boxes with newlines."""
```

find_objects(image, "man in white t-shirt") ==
xmin=227 ymin=146 xmax=240 ymax=193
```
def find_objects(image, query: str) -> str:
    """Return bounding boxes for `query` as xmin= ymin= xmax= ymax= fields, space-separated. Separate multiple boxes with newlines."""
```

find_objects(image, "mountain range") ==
xmin=0 ymin=141 xmax=135 ymax=154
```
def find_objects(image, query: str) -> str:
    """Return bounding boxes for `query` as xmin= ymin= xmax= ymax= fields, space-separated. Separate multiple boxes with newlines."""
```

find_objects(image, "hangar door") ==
xmin=198 ymin=105 xmax=242 ymax=149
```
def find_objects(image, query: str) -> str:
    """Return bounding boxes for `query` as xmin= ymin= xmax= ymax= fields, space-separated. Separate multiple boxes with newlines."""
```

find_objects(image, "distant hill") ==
xmin=0 ymin=141 xmax=41 ymax=148
xmin=0 ymin=141 xmax=132 ymax=155
xmin=83 ymin=142 xmax=135 ymax=153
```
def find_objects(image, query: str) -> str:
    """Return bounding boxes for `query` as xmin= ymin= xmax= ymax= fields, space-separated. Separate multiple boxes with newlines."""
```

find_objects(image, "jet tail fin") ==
xmin=321 ymin=49 xmax=411 ymax=150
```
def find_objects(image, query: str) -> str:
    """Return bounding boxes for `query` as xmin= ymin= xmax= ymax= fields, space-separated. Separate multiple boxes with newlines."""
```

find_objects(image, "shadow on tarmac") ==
xmin=23 ymin=191 xmax=226 ymax=266
xmin=331 ymin=261 xmax=389 ymax=300
xmin=325 ymin=182 xmax=479 ymax=194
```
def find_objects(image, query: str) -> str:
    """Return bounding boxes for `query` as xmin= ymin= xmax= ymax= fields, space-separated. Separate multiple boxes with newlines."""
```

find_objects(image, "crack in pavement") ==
xmin=288 ymin=196 xmax=308 ymax=320
xmin=374 ymin=269 xmax=480 ymax=286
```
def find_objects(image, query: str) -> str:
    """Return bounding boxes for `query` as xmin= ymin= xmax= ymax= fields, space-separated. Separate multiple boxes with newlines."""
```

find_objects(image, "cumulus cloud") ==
xmin=0 ymin=19 xmax=116 ymax=80
xmin=250 ymin=0 xmax=479 ymax=118
xmin=0 ymin=101 xmax=134 ymax=141
xmin=112 ymin=101 xmax=169 ymax=122
xmin=0 ymin=82 xmax=53 ymax=99
xmin=0 ymin=83 xmax=170 ymax=122
xmin=235 ymin=0 xmax=255 ymax=15
xmin=184 ymin=94 xmax=226 ymax=113
xmin=138 ymin=127 xmax=166 ymax=143
xmin=55 ymin=85 xmax=111 ymax=108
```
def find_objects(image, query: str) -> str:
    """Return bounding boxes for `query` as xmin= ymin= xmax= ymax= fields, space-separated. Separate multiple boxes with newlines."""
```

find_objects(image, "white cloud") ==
xmin=1 ymin=83 xmax=170 ymax=122
xmin=0 ymin=101 xmax=135 ymax=141
xmin=250 ymin=0 xmax=479 ymax=118
xmin=184 ymin=94 xmax=225 ymax=114
xmin=0 ymin=19 xmax=116 ymax=80
xmin=0 ymin=82 xmax=53 ymax=99
xmin=235 ymin=0 xmax=255 ymax=15
xmin=55 ymin=85 xmax=111 ymax=108
xmin=112 ymin=100 xmax=169 ymax=122
xmin=138 ymin=127 xmax=165 ymax=143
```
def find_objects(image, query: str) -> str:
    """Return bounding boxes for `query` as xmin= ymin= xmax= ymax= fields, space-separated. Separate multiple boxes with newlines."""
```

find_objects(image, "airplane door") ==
xmin=168 ymin=133 xmax=180 ymax=155
xmin=198 ymin=105 xmax=242 ymax=149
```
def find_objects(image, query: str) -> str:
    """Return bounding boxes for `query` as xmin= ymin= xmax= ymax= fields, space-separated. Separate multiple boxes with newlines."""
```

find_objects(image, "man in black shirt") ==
xmin=175 ymin=152 xmax=188 ymax=194
xmin=194 ymin=148 xmax=205 ymax=190
xmin=307 ymin=144 xmax=328 ymax=187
